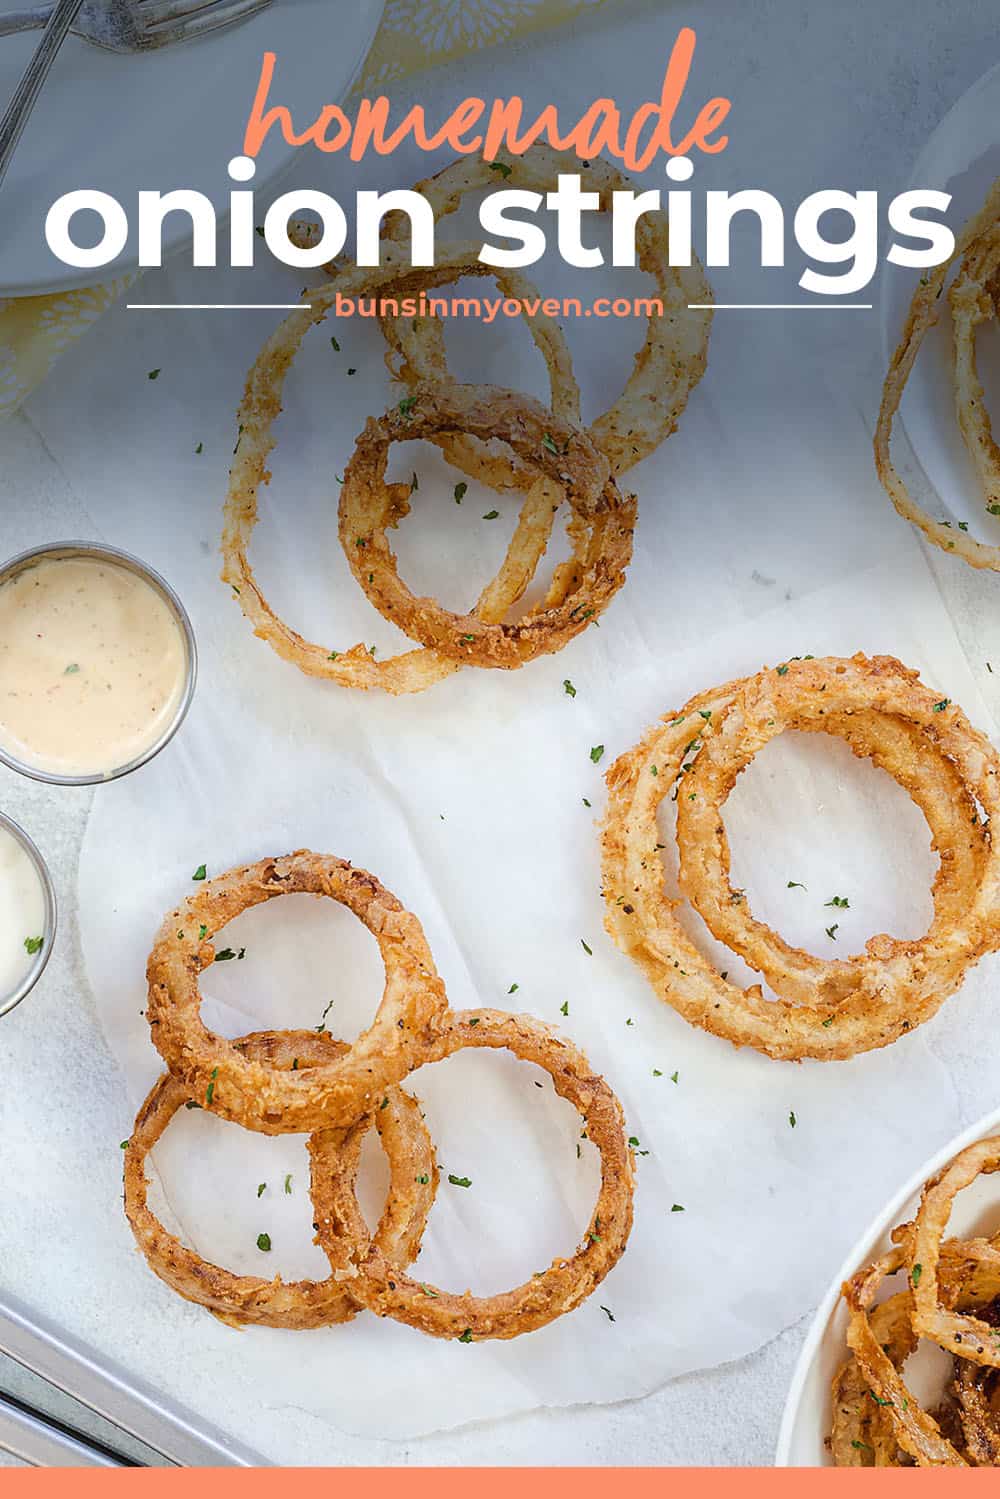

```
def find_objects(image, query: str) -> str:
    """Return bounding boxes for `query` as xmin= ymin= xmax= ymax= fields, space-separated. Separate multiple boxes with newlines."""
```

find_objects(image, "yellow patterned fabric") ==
xmin=0 ymin=0 xmax=614 ymax=418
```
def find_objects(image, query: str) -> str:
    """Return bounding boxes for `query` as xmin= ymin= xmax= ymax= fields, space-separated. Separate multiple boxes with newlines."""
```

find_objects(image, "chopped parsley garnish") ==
xmin=911 ymin=1263 xmax=923 ymax=1287
xmin=825 ymin=923 xmax=839 ymax=941
xmin=148 ymin=369 xmax=161 ymax=381
xmin=489 ymin=160 xmax=513 ymax=178
xmin=671 ymin=1203 xmax=685 ymax=1213
xmin=64 ymin=662 xmax=80 ymax=675
xmin=560 ymin=1000 xmax=569 ymax=1016
xmin=563 ymin=679 xmax=576 ymax=697
xmin=932 ymin=699 xmax=950 ymax=712
xmin=448 ymin=1174 xmax=472 ymax=1188
xmin=24 ymin=935 xmax=43 ymax=956
xmin=214 ymin=947 xmax=245 ymax=962
xmin=600 ymin=1305 xmax=615 ymax=1322
xmin=789 ymin=1110 xmax=797 ymax=1128
xmin=590 ymin=744 xmax=604 ymax=764
xmin=206 ymin=1067 xmax=219 ymax=1105
xmin=330 ymin=336 xmax=340 ymax=351
xmin=257 ymin=1183 xmax=266 ymax=1198
xmin=508 ymin=983 xmax=519 ymax=994
xmin=192 ymin=864 xmax=207 ymax=881
xmin=454 ymin=482 xmax=467 ymax=503
xmin=825 ymin=895 xmax=849 ymax=908
xmin=581 ymin=939 xmax=592 ymax=955
xmin=398 ymin=396 xmax=417 ymax=418
xmin=195 ymin=442 xmax=203 ymax=455
xmin=256 ymin=1233 xmax=271 ymax=1253
xmin=482 ymin=509 xmax=500 ymax=520
xmin=284 ymin=1174 xmax=293 ymax=1195
xmin=787 ymin=881 xmax=806 ymax=890
xmin=457 ymin=1328 xmax=473 ymax=1342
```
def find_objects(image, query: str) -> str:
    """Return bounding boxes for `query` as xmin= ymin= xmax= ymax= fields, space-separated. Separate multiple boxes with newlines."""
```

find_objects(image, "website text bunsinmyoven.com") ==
xmin=329 ymin=291 xmax=665 ymax=321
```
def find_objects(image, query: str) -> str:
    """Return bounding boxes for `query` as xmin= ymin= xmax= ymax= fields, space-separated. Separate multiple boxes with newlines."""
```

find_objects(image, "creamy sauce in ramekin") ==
xmin=0 ymin=555 xmax=188 ymax=778
xmin=0 ymin=825 xmax=45 ymax=999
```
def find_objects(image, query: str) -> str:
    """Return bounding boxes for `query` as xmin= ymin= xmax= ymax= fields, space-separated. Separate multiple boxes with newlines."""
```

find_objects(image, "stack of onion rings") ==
xmin=601 ymin=653 xmax=1000 ymax=1062
xmin=222 ymin=149 xmax=712 ymax=693
xmin=831 ymin=1135 xmax=1000 ymax=1466
xmin=876 ymin=173 xmax=1000 ymax=570
xmin=124 ymin=851 xmax=635 ymax=1339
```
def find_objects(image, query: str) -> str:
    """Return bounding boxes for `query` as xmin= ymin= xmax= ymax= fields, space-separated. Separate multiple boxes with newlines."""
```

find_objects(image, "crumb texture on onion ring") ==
xmin=602 ymin=653 xmax=1000 ymax=1062
xmin=128 ymin=854 xmax=636 ymax=1342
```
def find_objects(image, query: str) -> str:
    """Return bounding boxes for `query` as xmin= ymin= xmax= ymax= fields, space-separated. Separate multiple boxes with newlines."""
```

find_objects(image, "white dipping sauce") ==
xmin=0 ymin=825 xmax=45 ymax=999
xmin=0 ymin=555 xmax=188 ymax=778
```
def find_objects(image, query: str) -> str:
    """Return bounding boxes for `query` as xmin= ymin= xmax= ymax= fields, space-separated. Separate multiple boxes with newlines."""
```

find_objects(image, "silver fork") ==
xmin=0 ymin=0 xmax=273 ymax=190
xmin=0 ymin=0 xmax=273 ymax=50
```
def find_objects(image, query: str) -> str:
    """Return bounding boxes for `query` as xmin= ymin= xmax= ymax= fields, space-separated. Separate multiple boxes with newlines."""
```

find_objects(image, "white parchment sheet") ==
xmin=49 ymin=268 xmax=999 ymax=1439
xmin=13 ymin=3 xmax=1000 ymax=1449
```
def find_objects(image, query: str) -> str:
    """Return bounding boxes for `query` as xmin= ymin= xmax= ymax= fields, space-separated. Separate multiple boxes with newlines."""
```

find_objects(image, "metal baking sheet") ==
xmin=0 ymin=1290 xmax=264 ymax=1466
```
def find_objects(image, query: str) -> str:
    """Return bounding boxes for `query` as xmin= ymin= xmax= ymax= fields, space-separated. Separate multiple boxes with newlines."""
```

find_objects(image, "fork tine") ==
xmin=131 ymin=0 xmax=235 ymax=26
xmin=137 ymin=0 xmax=270 ymax=35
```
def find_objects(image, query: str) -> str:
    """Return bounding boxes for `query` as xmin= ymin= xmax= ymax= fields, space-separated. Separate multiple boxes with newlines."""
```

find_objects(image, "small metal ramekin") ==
xmin=0 ymin=541 xmax=198 ymax=786
xmin=0 ymin=811 xmax=57 ymax=1019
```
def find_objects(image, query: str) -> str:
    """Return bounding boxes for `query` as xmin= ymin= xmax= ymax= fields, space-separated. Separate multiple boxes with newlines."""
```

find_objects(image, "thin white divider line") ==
xmin=126 ymin=303 xmax=311 ymax=310
xmin=689 ymin=302 xmax=873 ymax=310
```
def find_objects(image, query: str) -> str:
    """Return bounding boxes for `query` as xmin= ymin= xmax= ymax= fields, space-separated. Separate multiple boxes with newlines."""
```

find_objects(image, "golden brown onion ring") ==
xmin=912 ymin=1136 xmax=1000 ymax=1367
xmin=950 ymin=228 xmax=1000 ymax=517
xmin=222 ymin=243 xmax=576 ymax=694
xmin=339 ymin=382 xmax=636 ymax=670
xmin=381 ymin=145 xmax=713 ymax=478
xmin=309 ymin=1009 xmax=634 ymax=1341
xmin=833 ymin=1231 xmax=1000 ymax=1466
xmin=380 ymin=262 xmax=583 ymax=495
xmin=145 ymin=852 xmax=448 ymax=1134
xmin=674 ymin=656 xmax=998 ymax=1015
xmin=123 ymin=1030 xmax=438 ymax=1330
xmin=602 ymin=659 xmax=996 ymax=1061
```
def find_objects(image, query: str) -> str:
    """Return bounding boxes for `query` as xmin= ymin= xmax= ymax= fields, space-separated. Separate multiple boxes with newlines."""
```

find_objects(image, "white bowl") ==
xmin=776 ymin=1104 xmax=1000 ymax=1465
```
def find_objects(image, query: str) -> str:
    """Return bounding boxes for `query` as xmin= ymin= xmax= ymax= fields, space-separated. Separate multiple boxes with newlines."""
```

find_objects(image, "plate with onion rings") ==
xmin=777 ymin=1104 xmax=1000 ymax=1467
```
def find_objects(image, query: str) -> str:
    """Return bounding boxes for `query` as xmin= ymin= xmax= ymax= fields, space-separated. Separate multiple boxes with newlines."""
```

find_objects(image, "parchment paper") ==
xmin=12 ymin=17 xmax=995 ymax=1443
xmin=54 ymin=258 xmax=1000 ymax=1440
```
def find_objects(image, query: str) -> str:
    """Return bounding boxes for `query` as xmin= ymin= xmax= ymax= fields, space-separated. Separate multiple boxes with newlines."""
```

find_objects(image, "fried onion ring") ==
xmin=674 ymin=655 xmax=998 ymax=1016
xmin=875 ymin=174 xmax=1000 ymax=570
xmin=145 ymin=852 xmax=448 ymax=1134
xmin=602 ymin=656 xmax=996 ymax=1061
xmin=380 ymin=261 xmax=583 ymax=495
xmin=380 ymin=145 xmax=713 ymax=477
xmin=339 ymin=382 xmax=636 ymax=669
xmin=309 ymin=1009 xmax=635 ymax=1340
xmin=911 ymin=1136 xmax=1000 ymax=1366
xmin=222 ymin=243 xmax=577 ymax=694
xmin=950 ymin=228 xmax=1000 ymax=519
xmin=833 ymin=1228 xmax=1000 ymax=1465
xmin=123 ymin=1030 xmax=438 ymax=1330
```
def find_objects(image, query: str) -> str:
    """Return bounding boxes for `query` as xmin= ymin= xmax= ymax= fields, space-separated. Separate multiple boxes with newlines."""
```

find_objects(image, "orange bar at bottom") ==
xmin=6 ymin=1469 xmax=1000 ymax=1491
